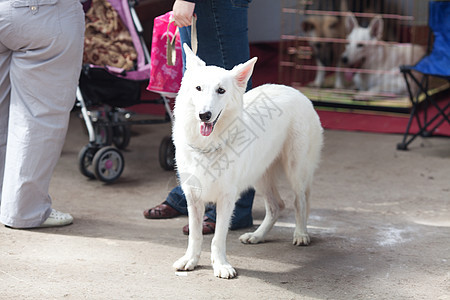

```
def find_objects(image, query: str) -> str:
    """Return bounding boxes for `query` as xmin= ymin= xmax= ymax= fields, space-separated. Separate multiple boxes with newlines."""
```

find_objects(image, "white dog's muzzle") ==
xmin=199 ymin=110 xmax=222 ymax=137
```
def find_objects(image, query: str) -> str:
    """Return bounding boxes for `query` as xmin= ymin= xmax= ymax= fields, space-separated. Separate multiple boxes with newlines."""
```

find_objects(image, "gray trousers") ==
xmin=0 ymin=0 xmax=84 ymax=227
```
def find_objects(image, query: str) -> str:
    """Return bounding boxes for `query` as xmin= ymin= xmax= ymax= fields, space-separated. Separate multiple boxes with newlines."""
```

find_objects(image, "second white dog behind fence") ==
xmin=279 ymin=0 xmax=444 ymax=113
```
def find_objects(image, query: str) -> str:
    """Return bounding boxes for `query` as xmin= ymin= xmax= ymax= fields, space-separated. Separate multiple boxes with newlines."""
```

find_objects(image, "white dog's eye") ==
xmin=217 ymin=87 xmax=226 ymax=94
xmin=196 ymin=86 xmax=202 ymax=91
xmin=357 ymin=43 xmax=364 ymax=48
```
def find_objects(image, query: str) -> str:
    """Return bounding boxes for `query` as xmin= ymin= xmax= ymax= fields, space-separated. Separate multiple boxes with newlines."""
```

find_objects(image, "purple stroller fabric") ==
xmin=90 ymin=0 xmax=151 ymax=81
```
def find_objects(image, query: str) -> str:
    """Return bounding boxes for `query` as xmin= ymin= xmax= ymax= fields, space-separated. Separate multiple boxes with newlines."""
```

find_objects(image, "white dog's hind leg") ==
xmin=211 ymin=190 xmax=238 ymax=279
xmin=293 ymin=185 xmax=311 ymax=246
xmin=173 ymin=188 xmax=204 ymax=271
xmin=239 ymin=173 xmax=281 ymax=244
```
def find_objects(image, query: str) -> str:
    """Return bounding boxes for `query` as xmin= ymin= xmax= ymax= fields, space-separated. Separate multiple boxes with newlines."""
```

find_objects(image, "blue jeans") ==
xmin=165 ymin=0 xmax=254 ymax=230
xmin=166 ymin=186 xmax=254 ymax=230
xmin=180 ymin=0 xmax=251 ymax=71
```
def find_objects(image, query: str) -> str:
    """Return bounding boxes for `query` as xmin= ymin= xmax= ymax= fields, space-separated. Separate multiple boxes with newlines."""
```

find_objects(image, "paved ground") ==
xmin=1 ymin=111 xmax=449 ymax=299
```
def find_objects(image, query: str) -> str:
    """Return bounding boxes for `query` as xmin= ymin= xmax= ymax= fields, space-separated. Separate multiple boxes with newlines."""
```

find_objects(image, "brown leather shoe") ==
xmin=182 ymin=216 xmax=215 ymax=235
xmin=143 ymin=202 xmax=182 ymax=219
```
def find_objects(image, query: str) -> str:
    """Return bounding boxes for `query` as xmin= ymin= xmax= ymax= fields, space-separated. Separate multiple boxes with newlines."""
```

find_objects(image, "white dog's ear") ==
xmin=231 ymin=57 xmax=258 ymax=88
xmin=369 ymin=15 xmax=383 ymax=40
xmin=183 ymin=43 xmax=206 ymax=69
xmin=345 ymin=13 xmax=358 ymax=34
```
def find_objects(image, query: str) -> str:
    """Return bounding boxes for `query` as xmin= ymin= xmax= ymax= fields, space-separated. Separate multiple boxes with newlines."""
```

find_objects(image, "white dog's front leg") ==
xmin=334 ymin=63 xmax=344 ymax=89
xmin=211 ymin=192 xmax=237 ymax=279
xmin=173 ymin=187 xmax=204 ymax=271
xmin=310 ymin=60 xmax=325 ymax=88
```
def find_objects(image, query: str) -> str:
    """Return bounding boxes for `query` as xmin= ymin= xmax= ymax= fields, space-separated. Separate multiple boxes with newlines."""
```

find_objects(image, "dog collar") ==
xmin=188 ymin=143 xmax=223 ymax=154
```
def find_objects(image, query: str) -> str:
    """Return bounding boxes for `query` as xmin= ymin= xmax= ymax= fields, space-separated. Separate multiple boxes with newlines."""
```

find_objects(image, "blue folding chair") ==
xmin=397 ymin=0 xmax=450 ymax=150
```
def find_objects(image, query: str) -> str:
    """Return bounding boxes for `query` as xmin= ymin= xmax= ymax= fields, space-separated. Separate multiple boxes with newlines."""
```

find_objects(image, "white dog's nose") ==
xmin=199 ymin=111 xmax=212 ymax=122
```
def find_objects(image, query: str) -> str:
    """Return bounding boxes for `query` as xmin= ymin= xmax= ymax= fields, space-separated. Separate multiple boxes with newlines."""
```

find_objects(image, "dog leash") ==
xmin=167 ymin=15 xmax=197 ymax=66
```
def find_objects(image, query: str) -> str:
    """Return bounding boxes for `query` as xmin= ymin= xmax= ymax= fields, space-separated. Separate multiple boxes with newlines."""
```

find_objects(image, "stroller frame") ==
xmin=77 ymin=0 xmax=175 ymax=183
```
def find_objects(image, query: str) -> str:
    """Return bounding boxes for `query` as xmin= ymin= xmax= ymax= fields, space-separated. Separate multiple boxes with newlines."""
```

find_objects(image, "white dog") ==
xmin=172 ymin=44 xmax=323 ymax=279
xmin=341 ymin=13 xmax=425 ymax=96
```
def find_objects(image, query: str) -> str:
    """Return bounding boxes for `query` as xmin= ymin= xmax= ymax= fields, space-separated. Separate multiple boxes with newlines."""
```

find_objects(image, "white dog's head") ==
xmin=340 ymin=14 xmax=383 ymax=68
xmin=179 ymin=44 xmax=257 ymax=137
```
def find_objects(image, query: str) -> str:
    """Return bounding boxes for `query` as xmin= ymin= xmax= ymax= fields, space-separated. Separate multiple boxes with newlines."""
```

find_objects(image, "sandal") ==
xmin=182 ymin=216 xmax=216 ymax=235
xmin=143 ymin=202 xmax=182 ymax=219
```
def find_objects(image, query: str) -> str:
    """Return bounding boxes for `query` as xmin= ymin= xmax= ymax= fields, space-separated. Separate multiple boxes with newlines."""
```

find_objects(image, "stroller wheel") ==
xmin=159 ymin=135 xmax=175 ymax=171
xmin=112 ymin=125 xmax=131 ymax=149
xmin=92 ymin=146 xmax=124 ymax=183
xmin=78 ymin=145 xmax=98 ymax=179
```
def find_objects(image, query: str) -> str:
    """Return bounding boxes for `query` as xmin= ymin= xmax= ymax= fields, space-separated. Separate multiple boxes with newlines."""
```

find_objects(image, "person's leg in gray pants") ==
xmin=0 ymin=0 xmax=85 ymax=228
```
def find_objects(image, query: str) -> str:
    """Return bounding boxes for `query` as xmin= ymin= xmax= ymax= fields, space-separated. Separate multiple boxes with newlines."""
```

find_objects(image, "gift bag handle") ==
xmin=167 ymin=15 xmax=197 ymax=66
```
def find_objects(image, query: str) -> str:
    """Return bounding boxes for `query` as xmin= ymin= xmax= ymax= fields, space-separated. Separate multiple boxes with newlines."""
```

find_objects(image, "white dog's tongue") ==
xmin=200 ymin=122 xmax=213 ymax=136
xmin=344 ymin=71 xmax=354 ymax=81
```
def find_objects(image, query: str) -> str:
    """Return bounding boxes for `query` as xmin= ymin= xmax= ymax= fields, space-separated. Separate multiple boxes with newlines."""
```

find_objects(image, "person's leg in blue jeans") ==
xmin=143 ymin=0 xmax=254 ymax=231
xmin=181 ymin=0 xmax=252 ymax=76
xmin=179 ymin=0 xmax=254 ymax=230
xmin=162 ymin=185 xmax=254 ymax=230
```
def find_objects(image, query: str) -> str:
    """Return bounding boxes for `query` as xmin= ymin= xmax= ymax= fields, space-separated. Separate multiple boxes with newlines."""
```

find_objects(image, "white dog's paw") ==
xmin=239 ymin=232 xmax=264 ymax=244
xmin=334 ymin=82 xmax=344 ymax=89
xmin=293 ymin=233 xmax=310 ymax=246
xmin=173 ymin=255 xmax=199 ymax=271
xmin=308 ymin=81 xmax=322 ymax=88
xmin=213 ymin=262 xmax=237 ymax=279
xmin=353 ymin=90 xmax=378 ymax=101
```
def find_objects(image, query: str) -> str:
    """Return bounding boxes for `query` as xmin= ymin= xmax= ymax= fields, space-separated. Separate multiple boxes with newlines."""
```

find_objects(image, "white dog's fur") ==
xmin=172 ymin=44 xmax=323 ymax=279
xmin=341 ymin=14 xmax=425 ymax=96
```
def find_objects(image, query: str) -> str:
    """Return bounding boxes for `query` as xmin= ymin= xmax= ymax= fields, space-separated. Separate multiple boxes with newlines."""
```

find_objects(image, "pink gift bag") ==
xmin=147 ymin=11 xmax=183 ymax=97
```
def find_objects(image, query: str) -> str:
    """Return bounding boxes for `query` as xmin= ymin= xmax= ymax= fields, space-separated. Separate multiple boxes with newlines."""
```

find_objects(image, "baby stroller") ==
xmin=77 ymin=0 xmax=176 ymax=183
